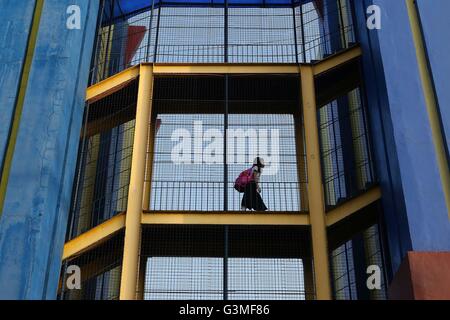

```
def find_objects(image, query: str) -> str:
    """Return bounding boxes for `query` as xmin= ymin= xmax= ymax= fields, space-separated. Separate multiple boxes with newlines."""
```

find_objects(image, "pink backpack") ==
xmin=234 ymin=167 xmax=254 ymax=193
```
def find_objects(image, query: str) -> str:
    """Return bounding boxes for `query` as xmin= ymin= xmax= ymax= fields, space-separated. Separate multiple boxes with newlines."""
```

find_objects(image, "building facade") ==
xmin=0 ymin=0 xmax=449 ymax=300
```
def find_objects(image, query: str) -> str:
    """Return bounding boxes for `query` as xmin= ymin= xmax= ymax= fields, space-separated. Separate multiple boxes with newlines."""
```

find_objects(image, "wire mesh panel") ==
xmin=228 ymin=7 xmax=296 ymax=63
xmin=90 ymin=2 xmax=158 ymax=83
xmin=90 ymin=0 xmax=357 ymax=83
xmin=139 ymin=225 xmax=225 ymax=300
xmin=146 ymin=75 xmax=306 ymax=212
xmin=67 ymin=82 xmax=138 ymax=240
xmin=227 ymin=75 xmax=306 ymax=211
xmin=296 ymin=1 xmax=326 ymax=62
xmin=330 ymin=224 xmax=388 ymax=300
xmin=318 ymin=87 xmax=376 ymax=209
xmin=295 ymin=0 xmax=355 ymax=62
xmin=227 ymin=114 xmax=304 ymax=211
xmin=148 ymin=76 xmax=226 ymax=211
xmin=59 ymin=231 xmax=124 ymax=300
xmin=227 ymin=226 xmax=315 ymax=300
xmin=150 ymin=113 xmax=225 ymax=211
xmin=156 ymin=7 xmax=225 ymax=63
xmin=126 ymin=12 xmax=158 ymax=69
xmin=145 ymin=257 xmax=224 ymax=300
xmin=138 ymin=225 xmax=314 ymax=300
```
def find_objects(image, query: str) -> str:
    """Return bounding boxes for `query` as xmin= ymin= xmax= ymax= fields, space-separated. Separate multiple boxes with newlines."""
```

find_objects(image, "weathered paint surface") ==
xmin=0 ymin=1 xmax=36 ymax=171
xmin=0 ymin=0 xmax=98 ymax=299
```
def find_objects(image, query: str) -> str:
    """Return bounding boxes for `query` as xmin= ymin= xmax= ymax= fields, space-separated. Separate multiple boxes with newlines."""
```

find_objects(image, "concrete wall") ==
xmin=0 ymin=0 xmax=98 ymax=299
xmin=0 ymin=1 xmax=36 ymax=171
xmin=353 ymin=0 xmax=450 ymax=276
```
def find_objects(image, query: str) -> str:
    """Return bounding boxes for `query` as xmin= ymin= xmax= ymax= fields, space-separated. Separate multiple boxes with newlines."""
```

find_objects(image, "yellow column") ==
xmin=120 ymin=65 xmax=154 ymax=300
xmin=301 ymin=65 xmax=332 ymax=300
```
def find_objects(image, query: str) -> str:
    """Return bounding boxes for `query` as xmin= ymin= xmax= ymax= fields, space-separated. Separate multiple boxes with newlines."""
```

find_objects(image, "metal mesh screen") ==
xmin=138 ymin=225 xmax=314 ymax=300
xmin=295 ymin=0 xmax=354 ymax=62
xmin=90 ymin=0 xmax=356 ymax=83
xmin=59 ymin=231 xmax=124 ymax=300
xmin=227 ymin=226 xmax=315 ymax=299
xmin=157 ymin=7 xmax=225 ymax=63
xmin=228 ymin=7 xmax=296 ymax=63
xmin=146 ymin=75 xmax=307 ymax=212
xmin=66 ymin=82 xmax=138 ymax=240
xmin=227 ymin=114 xmax=305 ymax=211
xmin=318 ymin=87 xmax=376 ymax=209
xmin=330 ymin=224 xmax=388 ymax=300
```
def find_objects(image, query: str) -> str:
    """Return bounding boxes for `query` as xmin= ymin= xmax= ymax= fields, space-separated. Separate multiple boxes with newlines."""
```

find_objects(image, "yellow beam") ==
xmin=85 ymin=46 xmax=362 ymax=105
xmin=406 ymin=0 xmax=450 ymax=217
xmin=141 ymin=212 xmax=310 ymax=226
xmin=84 ymin=45 xmax=362 ymax=104
xmin=152 ymin=63 xmax=300 ymax=75
xmin=313 ymin=46 xmax=362 ymax=76
xmin=326 ymin=186 xmax=382 ymax=227
xmin=301 ymin=65 xmax=332 ymax=300
xmin=119 ymin=65 xmax=154 ymax=300
xmin=86 ymin=65 xmax=140 ymax=103
xmin=62 ymin=214 xmax=126 ymax=260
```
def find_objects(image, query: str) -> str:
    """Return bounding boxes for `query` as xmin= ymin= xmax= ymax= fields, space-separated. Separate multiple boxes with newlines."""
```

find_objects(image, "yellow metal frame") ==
xmin=152 ymin=63 xmax=300 ymax=75
xmin=62 ymin=45 xmax=383 ymax=300
xmin=86 ymin=65 xmax=140 ymax=103
xmin=300 ymin=65 xmax=332 ymax=299
xmin=312 ymin=45 xmax=362 ymax=76
xmin=119 ymin=65 xmax=154 ymax=300
xmin=141 ymin=212 xmax=310 ymax=226
xmin=326 ymin=186 xmax=382 ymax=227
xmin=63 ymin=213 xmax=126 ymax=260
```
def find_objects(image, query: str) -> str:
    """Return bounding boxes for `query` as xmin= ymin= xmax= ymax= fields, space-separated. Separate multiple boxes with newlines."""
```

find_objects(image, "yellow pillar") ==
xmin=301 ymin=65 xmax=332 ymax=300
xmin=120 ymin=65 xmax=154 ymax=300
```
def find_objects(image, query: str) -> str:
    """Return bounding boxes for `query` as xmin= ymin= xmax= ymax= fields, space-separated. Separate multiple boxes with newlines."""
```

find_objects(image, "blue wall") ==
xmin=416 ymin=0 xmax=450 ymax=158
xmin=0 ymin=0 xmax=98 ymax=299
xmin=0 ymin=1 xmax=36 ymax=171
xmin=353 ymin=0 xmax=450 ymax=276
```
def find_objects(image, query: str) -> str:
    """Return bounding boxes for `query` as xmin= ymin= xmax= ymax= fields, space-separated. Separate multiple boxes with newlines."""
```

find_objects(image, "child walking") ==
xmin=240 ymin=157 xmax=268 ymax=211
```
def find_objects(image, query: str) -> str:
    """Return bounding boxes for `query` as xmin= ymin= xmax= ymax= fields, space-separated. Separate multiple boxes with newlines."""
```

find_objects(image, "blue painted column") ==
xmin=0 ymin=0 xmax=99 ymax=299
xmin=353 ymin=0 xmax=450 ymax=278
xmin=0 ymin=1 xmax=36 ymax=173
xmin=415 ymin=0 xmax=450 ymax=160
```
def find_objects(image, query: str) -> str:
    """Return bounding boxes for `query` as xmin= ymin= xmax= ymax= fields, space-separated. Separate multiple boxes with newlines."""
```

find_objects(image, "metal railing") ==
xmin=149 ymin=181 xmax=305 ymax=212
